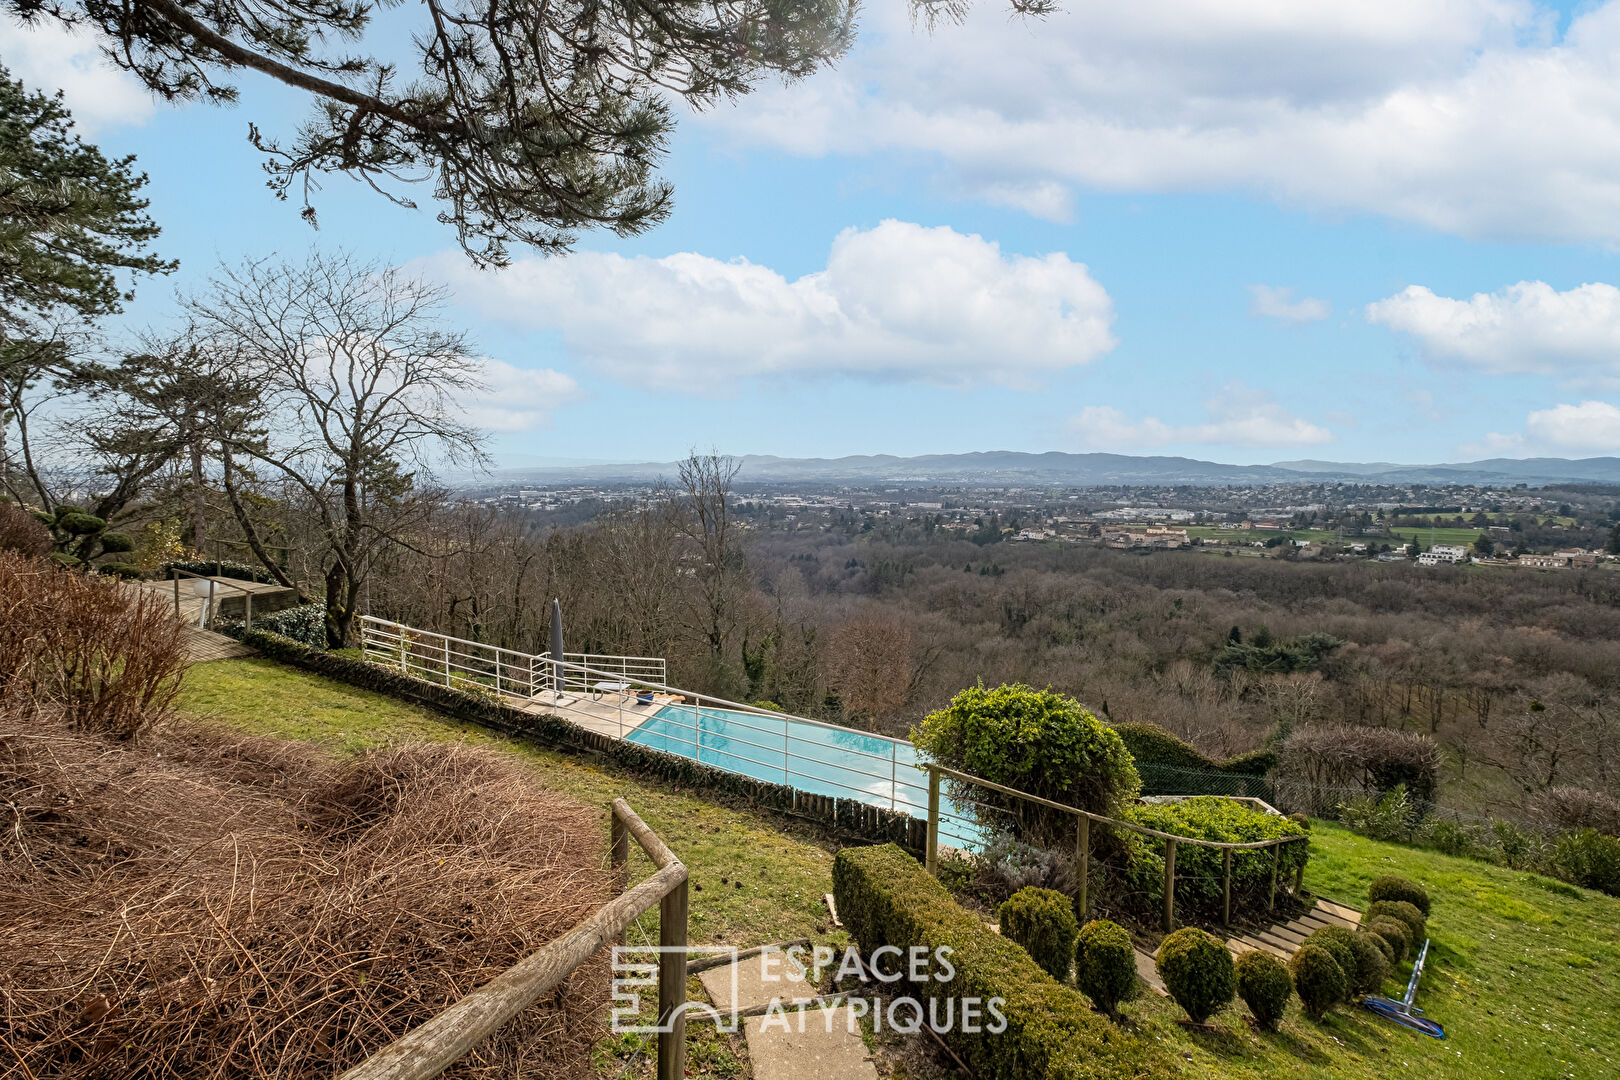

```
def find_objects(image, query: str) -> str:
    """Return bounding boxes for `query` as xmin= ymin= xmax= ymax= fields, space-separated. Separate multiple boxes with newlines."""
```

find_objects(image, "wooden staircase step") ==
xmin=1264 ymin=922 xmax=1307 ymax=946
xmin=1298 ymin=909 xmax=1357 ymax=932
xmin=1253 ymin=929 xmax=1300 ymax=955
xmin=1314 ymin=899 xmax=1362 ymax=925
xmin=1230 ymin=934 xmax=1289 ymax=960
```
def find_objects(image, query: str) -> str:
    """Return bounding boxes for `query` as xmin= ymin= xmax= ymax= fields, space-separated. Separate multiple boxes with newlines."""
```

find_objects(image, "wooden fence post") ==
xmin=657 ymin=877 xmax=689 ymax=1080
xmin=1076 ymin=815 xmax=1090 ymax=919
xmin=925 ymin=766 xmax=941 ymax=876
xmin=1293 ymin=843 xmax=1306 ymax=896
xmin=1221 ymin=847 xmax=1233 ymax=928
xmin=1163 ymin=838 xmax=1177 ymax=932
xmin=1269 ymin=843 xmax=1281 ymax=912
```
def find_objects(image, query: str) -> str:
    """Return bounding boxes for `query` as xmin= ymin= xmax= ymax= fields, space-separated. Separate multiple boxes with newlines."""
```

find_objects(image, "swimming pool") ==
xmin=626 ymin=703 xmax=920 ymax=804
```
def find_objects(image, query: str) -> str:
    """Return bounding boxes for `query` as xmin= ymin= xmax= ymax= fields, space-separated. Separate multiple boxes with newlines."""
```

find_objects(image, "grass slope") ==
xmin=178 ymin=659 xmax=1620 ymax=1080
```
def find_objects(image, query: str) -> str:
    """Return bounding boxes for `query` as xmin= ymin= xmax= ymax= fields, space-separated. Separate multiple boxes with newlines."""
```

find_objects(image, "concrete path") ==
xmin=699 ymin=950 xmax=877 ymax=1080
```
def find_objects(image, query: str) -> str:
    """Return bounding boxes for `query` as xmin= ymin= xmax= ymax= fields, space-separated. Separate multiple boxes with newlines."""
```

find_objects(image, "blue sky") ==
xmin=7 ymin=1 xmax=1620 ymax=467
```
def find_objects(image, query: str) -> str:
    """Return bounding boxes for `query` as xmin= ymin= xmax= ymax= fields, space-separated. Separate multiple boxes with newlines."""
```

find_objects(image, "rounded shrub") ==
xmin=1234 ymin=949 xmax=1292 ymax=1031
xmin=1075 ymin=919 xmax=1138 ymax=1017
xmin=97 ymin=562 xmax=143 ymax=580
xmin=1364 ymin=917 xmax=1411 ymax=963
xmin=55 ymin=511 xmax=106 ymax=536
xmin=1301 ymin=925 xmax=1358 ymax=998
xmin=1289 ymin=944 xmax=1348 ymax=1019
xmin=1155 ymin=927 xmax=1236 ymax=1024
xmin=1287 ymin=812 xmax=1311 ymax=830
xmin=914 ymin=683 xmax=1139 ymax=843
xmin=97 ymin=531 xmax=136 ymax=555
xmin=1366 ymin=899 xmax=1426 ymax=945
xmin=1368 ymin=875 xmax=1430 ymax=916
xmin=1346 ymin=933 xmax=1390 ymax=995
xmin=1360 ymin=928 xmax=1395 ymax=965
xmin=998 ymin=887 xmax=1079 ymax=981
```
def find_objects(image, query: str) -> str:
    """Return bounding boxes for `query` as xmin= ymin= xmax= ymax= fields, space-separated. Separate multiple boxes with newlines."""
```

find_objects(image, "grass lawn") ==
xmin=177 ymin=658 xmax=1620 ymax=1080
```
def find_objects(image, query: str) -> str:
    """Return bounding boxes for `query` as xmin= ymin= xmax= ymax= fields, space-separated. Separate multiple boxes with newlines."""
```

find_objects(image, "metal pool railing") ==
xmin=358 ymin=616 xmax=930 ymax=817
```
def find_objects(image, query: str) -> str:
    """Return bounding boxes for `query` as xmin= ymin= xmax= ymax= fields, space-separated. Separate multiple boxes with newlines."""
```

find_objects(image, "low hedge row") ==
xmin=242 ymin=630 xmax=922 ymax=848
xmin=161 ymin=559 xmax=285 ymax=585
xmin=1123 ymin=796 xmax=1309 ymax=918
xmin=1112 ymin=721 xmax=1278 ymax=780
xmin=833 ymin=844 xmax=1161 ymax=1080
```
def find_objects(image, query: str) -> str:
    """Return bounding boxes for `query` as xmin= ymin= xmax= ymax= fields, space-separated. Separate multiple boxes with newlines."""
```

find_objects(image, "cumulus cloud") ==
xmin=1470 ymin=400 xmax=1620 ymax=456
xmin=696 ymin=1 xmax=1620 ymax=244
xmin=0 ymin=16 xmax=155 ymax=131
xmin=1366 ymin=281 xmax=1620 ymax=380
xmin=1249 ymin=285 xmax=1331 ymax=324
xmin=1072 ymin=382 xmax=1334 ymax=450
xmin=425 ymin=220 xmax=1116 ymax=388
xmin=463 ymin=360 xmax=582 ymax=432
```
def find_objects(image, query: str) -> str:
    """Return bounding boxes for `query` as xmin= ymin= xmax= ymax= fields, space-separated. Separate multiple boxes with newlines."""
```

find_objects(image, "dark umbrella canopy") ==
xmin=550 ymin=599 xmax=564 ymax=693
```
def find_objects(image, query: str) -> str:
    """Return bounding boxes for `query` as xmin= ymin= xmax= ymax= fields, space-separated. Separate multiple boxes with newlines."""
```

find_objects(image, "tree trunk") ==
xmin=189 ymin=437 xmax=207 ymax=553
xmin=220 ymin=449 xmax=300 ymax=593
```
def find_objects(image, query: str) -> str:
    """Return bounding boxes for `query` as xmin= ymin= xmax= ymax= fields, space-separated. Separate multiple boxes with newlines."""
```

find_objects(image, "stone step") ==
xmin=1133 ymin=948 xmax=1168 ymax=996
xmin=745 ymin=1007 xmax=879 ymax=1080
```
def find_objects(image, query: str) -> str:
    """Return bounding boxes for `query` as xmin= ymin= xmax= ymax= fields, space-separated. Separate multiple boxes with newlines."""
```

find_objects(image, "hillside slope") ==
xmin=177 ymin=659 xmax=1620 ymax=1080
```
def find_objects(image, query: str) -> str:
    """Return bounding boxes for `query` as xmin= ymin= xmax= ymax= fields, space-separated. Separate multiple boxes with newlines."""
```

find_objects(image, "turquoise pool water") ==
xmin=626 ymin=703 xmax=931 ymax=815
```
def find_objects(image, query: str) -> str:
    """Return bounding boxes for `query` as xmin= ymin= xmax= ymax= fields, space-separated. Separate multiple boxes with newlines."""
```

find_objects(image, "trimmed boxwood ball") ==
xmin=1366 ymin=899 xmax=1426 ymax=945
xmin=1301 ymin=926 xmax=1359 ymax=999
xmin=1365 ymin=916 xmax=1412 ymax=963
xmin=1369 ymin=875 xmax=1431 ymax=916
xmin=1155 ymin=927 xmax=1236 ymax=1023
xmin=1075 ymin=919 xmax=1138 ymax=1017
xmin=1290 ymin=944 xmax=1348 ymax=1019
xmin=999 ymin=887 xmax=1079 ymax=981
xmin=1361 ymin=928 xmax=1395 ymax=965
xmin=1234 ymin=949 xmax=1292 ymax=1030
xmin=55 ymin=511 xmax=106 ymax=535
xmin=1346 ymin=932 xmax=1390 ymax=995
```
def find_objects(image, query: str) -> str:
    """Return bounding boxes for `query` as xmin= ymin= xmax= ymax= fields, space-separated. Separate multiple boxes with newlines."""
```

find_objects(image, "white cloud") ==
xmin=1249 ymin=285 xmax=1331 ymax=324
xmin=1366 ymin=281 xmax=1620 ymax=380
xmin=1072 ymin=382 xmax=1334 ymax=450
xmin=1471 ymin=400 xmax=1620 ymax=455
xmin=463 ymin=360 xmax=582 ymax=432
xmin=0 ymin=16 xmax=155 ymax=131
xmin=698 ymin=1 xmax=1620 ymax=244
xmin=425 ymin=220 xmax=1116 ymax=388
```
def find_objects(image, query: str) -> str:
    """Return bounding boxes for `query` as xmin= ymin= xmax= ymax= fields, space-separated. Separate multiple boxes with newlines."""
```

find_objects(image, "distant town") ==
xmin=457 ymin=476 xmax=1620 ymax=570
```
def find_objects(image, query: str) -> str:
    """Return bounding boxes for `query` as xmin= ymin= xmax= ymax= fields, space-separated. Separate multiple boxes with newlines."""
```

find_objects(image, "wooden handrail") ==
xmin=924 ymin=763 xmax=1309 ymax=932
xmin=339 ymin=798 xmax=688 ymax=1080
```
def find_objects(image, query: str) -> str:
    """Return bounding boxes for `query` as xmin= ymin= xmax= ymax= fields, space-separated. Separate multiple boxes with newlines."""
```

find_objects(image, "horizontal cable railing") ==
xmin=358 ymin=616 xmax=930 ymax=821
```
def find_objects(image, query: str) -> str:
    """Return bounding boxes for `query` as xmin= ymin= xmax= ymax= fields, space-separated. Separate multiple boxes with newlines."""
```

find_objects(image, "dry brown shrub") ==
xmin=0 ymin=501 xmax=51 ymax=558
xmin=0 ymin=551 xmax=187 ymax=738
xmin=1534 ymin=786 xmax=1620 ymax=836
xmin=0 ymin=717 xmax=613 ymax=1078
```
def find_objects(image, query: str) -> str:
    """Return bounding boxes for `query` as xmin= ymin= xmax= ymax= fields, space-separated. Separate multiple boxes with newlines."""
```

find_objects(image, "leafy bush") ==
xmin=1111 ymin=721 xmax=1277 ymax=777
xmin=1233 ymin=950 xmax=1292 ymax=1030
xmin=1360 ymin=928 xmax=1395 ymax=965
xmin=97 ymin=531 xmax=135 ymax=554
xmin=1552 ymin=829 xmax=1620 ymax=896
xmin=1491 ymin=819 xmax=1545 ymax=870
xmin=1365 ymin=900 xmax=1426 ymax=945
xmin=1123 ymin=797 xmax=1308 ymax=918
xmin=834 ymin=844 xmax=1161 ymax=1080
xmin=1300 ymin=926 xmax=1358 ymax=999
xmin=1346 ymin=933 xmax=1390 ymax=995
xmin=1368 ymin=875 xmax=1430 ymax=916
xmin=97 ymin=562 xmax=144 ymax=579
xmin=1423 ymin=819 xmax=1487 ymax=859
xmin=1338 ymin=785 xmax=1418 ymax=842
xmin=914 ymin=683 xmax=1139 ymax=844
xmin=220 ymin=603 xmax=327 ymax=650
xmin=999 ymin=887 xmax=1079 ymax=981
xmin=1289 ymin=944 xmax=1348 ymax=1019
xmin=1154 ymin=927 xmax=1236 ymax=1024
xmin=1364 ymin=917 xmax=1411 ymax=964
xmin=1074 ymin=920 xmax=1137 ymax=1017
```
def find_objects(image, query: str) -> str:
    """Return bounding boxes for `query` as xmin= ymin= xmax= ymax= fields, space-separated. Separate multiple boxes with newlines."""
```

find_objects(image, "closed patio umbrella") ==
xmin=550 ymin=599 xmax=564 ymax=696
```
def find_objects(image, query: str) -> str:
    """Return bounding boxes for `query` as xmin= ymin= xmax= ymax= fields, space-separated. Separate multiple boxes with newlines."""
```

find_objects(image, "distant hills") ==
xmin=470 ymin=452 xmax=1620 ymax=488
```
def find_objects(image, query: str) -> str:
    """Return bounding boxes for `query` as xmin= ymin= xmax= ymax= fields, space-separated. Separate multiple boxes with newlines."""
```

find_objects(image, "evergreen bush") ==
xmin=1289 ymin=944 xmax=1347 ymax=1019
xmin=1365 ymin=899 xmax=1426 ymax=944
xmin=1346 ymin=933 xmax=1390 ymax=995
xmin=1154 ymin=927 xmax=1236 ymax=1024
xmin=1552 ymin=829 xmax=1620 ymax=896
xmin=1300 ymin=926 xmax=1358 ymax=999
xmin=999 ymin=887 xmax=1079 ymax=981
xmin=1368 ymin=875 xmax=1430 ymax=915
xmin=1123 ymin=797 xmax=1308 ymax=918
xmin=1364 ymin=917 xmax=1411 ymax=963
xmin=1233 ymin=949 xmax=1292 ymax=1030
xmin=1074 ymin=920 xmax=1137 ymax=1017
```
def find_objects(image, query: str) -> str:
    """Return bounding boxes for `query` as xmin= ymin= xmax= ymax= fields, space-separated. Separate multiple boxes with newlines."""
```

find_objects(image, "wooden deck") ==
xmin=510 ymin=690 xmax=677 ymax=739
xmin=181 ymin=627 xmax=258 ymax=662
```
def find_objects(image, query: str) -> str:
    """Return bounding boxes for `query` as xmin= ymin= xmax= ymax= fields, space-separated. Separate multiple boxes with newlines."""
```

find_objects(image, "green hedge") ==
xmin=221 ymin=603 xmax=327 ymax=649
xmin=242 ymin=631 xmax=922 ymax=849
xmin=833 ymin=844 xmax=1160 ymax=1080
xmin=161 ymin=559 xmax=284 ymax=585
xmin=999 ymin=887 xmax=1079 ymax=981
xmin=1123 ymin=797 xmax=1308 ymax=918
xmin=1112 ymin=722 xmax=1277 ymax=777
